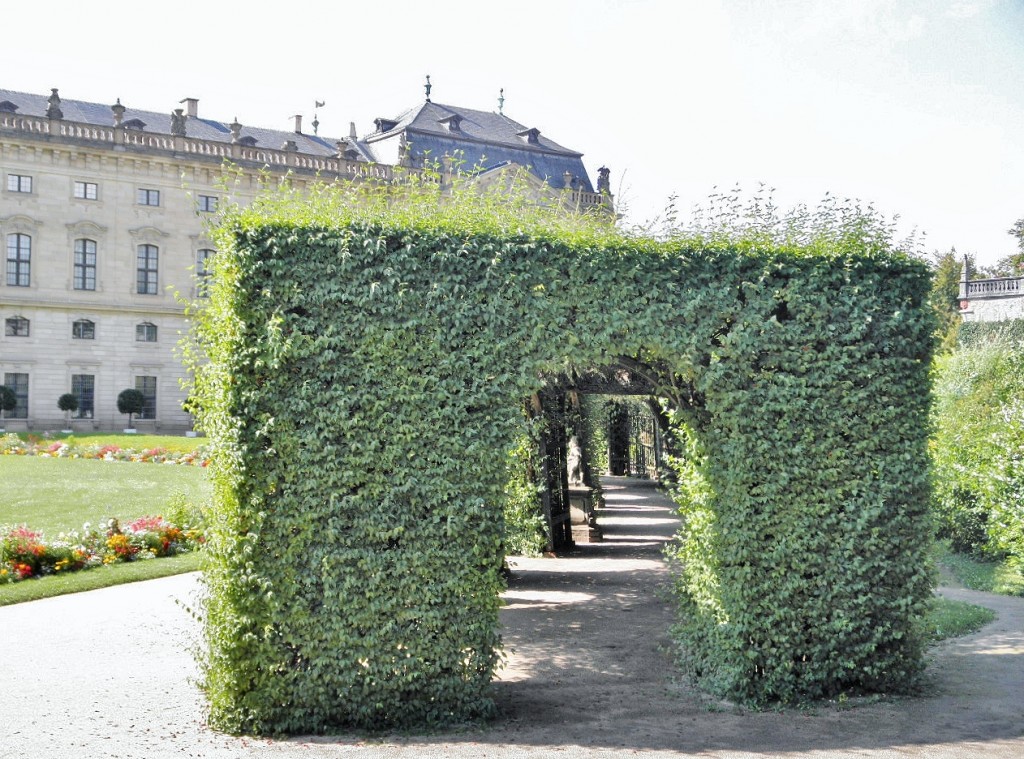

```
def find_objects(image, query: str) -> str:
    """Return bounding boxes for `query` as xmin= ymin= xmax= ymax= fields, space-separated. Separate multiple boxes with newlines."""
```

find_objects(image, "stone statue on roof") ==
xmin=170 ymin=109 xmax=186 ymax=137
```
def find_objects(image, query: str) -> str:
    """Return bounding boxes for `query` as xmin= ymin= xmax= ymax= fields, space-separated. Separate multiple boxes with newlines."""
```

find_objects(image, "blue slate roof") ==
xmin=363 ymin=101 xmax=594 ymax=192
xmin=0 ymin=88 xmax=592 ymax=188
xmin=0 ymin=87 xmax=345 ymax=158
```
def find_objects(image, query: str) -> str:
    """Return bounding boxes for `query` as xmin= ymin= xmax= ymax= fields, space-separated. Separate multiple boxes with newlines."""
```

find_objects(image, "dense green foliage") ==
xmin=937 ymin=544 xmax=1024 ymax=597
xmin=927 ymin=249 xmax=963 ymax=353
xmin=931 ymin=334 xmax=1024 ymax=570
xmin=958 ymin=319 xmax=1024 ymax=348
xmin=500 ymin=418 xmax=548 ymax=557
xmin=191 ymin=179 xmax=934 ymax=732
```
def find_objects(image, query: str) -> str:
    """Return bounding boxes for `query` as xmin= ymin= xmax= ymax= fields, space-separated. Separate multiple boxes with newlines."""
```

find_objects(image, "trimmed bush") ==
xmin=117 ymin=388 xmax=145 ymax=427
xmin=190 ymin=181 xmax=935 ymax=732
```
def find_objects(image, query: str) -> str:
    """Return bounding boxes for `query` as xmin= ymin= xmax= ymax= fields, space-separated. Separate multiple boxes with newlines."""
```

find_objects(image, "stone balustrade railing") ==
xmin=0 ymin=111 xmax=396 ymax=182
xmin=0 ymin=110 xmax=603 ymax=205
xmin=569 ymin=189 xmax=612 ymax=208
xmin=966 ymin=277 xmax=1024 ymax=297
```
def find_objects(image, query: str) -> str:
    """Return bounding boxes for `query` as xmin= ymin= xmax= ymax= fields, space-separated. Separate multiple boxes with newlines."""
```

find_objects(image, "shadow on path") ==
xmin=413 ymin=476 xmax=1024 ymax=757
xmin=1 ymin=476 xmax=1022 ymax=758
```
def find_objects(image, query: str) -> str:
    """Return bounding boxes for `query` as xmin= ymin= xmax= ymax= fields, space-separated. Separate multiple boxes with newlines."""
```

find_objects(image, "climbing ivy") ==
xmin=190 ymin=178 xmax=935 ymax=732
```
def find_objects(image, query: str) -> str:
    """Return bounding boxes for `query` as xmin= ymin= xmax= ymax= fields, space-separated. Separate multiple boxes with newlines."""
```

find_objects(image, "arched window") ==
xmin=72 ymin=318 xmax=95 ymax=339
xmin=6 ymin=233 xmax=30 ymax=287
xmin=136 ymin=244 xmax=158 ymax=295
xmin=135 ymin=322 xmax=158 ymax=342
xmin=74 ymin=239 xmax=97 ymax=291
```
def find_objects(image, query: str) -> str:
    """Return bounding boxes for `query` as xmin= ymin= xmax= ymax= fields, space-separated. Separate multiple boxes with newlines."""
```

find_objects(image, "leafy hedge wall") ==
xmin=958 ymin=318 xmax=1024 ymax=348
xmin=932 ymin=334 xmax=1024 ymax=563
xmin=192 ymin=184 xmax=934 ymax=732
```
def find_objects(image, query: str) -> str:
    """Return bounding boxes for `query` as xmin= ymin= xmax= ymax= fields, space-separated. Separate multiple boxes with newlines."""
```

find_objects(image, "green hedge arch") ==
xmin=192 ymin=184 xmax=935 ymax=733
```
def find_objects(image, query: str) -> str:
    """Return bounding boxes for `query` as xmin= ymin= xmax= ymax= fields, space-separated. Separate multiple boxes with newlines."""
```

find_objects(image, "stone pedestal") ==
xmin=568 ymin=486 xmax=602 ymax=543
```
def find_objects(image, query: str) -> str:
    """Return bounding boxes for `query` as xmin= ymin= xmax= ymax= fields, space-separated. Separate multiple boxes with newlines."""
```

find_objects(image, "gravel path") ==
xmin=1 ymin=477 xmax=1022 ymax=758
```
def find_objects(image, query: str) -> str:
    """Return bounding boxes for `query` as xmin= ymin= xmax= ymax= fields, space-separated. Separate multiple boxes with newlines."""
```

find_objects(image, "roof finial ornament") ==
xmin=498 ymin=88 xmax=504 ymax=115
xmin=313 ymin=100 xmax=324 ymax=135
xmin=424 ymin=75 xmax=432 ymax=103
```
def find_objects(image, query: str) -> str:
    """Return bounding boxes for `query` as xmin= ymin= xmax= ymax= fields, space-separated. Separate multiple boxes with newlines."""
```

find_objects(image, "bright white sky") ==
xmin=5 ymin=0 xmax=1022 ymax=265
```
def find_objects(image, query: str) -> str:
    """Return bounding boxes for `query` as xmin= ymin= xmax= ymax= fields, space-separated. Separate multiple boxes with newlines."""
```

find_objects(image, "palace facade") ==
xmin=0 ymin=86 xmax=607 ymax=432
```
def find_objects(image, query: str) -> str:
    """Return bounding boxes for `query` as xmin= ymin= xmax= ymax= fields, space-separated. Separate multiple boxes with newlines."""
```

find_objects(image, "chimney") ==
xmin=180 ymin=98 xmax=198 ymax=118
xmin=293 ymin=114 xmax=302 ymax=134
xmin=349 ymin=121 xmax=357 ymax=139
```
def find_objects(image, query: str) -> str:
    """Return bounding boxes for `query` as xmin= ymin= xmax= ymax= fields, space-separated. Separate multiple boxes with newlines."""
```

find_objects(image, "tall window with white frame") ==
xmin=135 ymin=376 xmax=157 ymax=420
xmin=137 ymin=244 xmax=158 ymax=294
xmin=3 ymin=373 xmax=28 ymax=418
xmin=74 ymin=239 xmax=97 ymax=290
xmin=71 ymin=374 xmax=95 ymax=419
xmin=6 ymin=233 xmax=31 ymax=286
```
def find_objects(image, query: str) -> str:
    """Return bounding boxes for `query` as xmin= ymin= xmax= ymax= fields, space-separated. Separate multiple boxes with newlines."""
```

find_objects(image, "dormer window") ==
xmin=0 ymin=101 xmax=18 ymax=113
xmin=123 ymin=118 xmax=147 ymax=131
xmin=438 ymin=114 xmax=463 ymax=133
xmin=374 ymin=118 xmax=399 ymax=133
xmin=238 ymin=135 xmax=258 ymax=147
xmin=517 ymin=128 xmax=541 ymax=145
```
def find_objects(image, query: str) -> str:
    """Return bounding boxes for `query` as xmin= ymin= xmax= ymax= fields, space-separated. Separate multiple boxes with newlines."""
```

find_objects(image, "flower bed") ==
xmin=0 ymin=516 xmax=204 ymax=583
xmin=0 ymin=434 xmax=209 ymax=466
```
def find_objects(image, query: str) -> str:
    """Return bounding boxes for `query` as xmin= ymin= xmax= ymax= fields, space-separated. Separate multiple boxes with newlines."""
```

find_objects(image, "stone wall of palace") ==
xmin=0 ymin=137 xmax=268 ymax=432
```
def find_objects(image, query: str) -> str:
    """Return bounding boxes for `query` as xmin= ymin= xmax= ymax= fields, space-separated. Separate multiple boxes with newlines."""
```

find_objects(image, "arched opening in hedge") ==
xmin=192 ymin=194 xmax=935 ymax=735
xmin=521 ymin=360 xmax=677 ymax=553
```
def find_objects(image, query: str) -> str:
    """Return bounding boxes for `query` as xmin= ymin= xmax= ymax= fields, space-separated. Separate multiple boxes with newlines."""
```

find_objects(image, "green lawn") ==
xmin=1 ymin=453 xmax=210 ymax=604
xmin=9 ymin=431 xmax=205 ymax=454
xmin=926 ymin=597 xmax=996 ymax=643
xmin=939 ymin=548 xmax=1024 ymax=597
xmin=0 ymin=456 xmax=210 ymax=535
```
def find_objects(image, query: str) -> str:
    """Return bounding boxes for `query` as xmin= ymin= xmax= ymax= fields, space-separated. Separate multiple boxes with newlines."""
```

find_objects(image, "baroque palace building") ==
xmin=0 ymin=84 xmax=608 ymax=432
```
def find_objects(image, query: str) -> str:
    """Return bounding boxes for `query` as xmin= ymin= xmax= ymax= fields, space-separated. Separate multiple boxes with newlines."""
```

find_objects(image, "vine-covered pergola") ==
xmin=193 ymin=184 xmax=935 ymax=734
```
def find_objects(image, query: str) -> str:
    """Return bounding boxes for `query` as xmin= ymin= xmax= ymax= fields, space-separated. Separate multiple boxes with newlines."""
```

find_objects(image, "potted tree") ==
xmin=117 ymin=388 xmax=145 ymax=433
xmin=58 ymin=392 xmax=78 ymax=434
xmin=0 ymin=385 xmax=16 ymax=434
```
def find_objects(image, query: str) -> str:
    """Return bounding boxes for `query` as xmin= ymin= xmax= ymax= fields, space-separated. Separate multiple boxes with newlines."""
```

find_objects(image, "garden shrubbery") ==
xmin=0 ymin=515 xmax=204 ymax=583
xmin=191 ymin=178 xmax=934 ymax=732
xmin=0 ymin=433 xmax=209 ymax=465
xmin=931 ymin=331 xmax=1024 ymax=570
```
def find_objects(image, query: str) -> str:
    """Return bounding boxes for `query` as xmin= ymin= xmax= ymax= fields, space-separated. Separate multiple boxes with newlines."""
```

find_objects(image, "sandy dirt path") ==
xmin=1 ymin=476 xmax=1021 ymax=758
